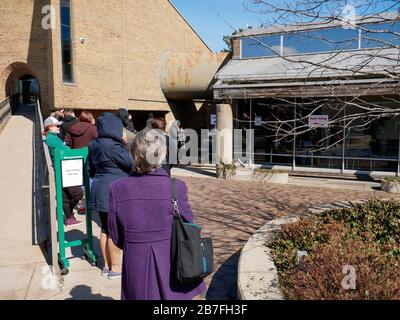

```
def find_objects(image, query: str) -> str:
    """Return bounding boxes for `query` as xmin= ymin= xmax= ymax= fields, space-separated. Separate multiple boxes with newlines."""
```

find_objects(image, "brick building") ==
xmin=0 ymin=0 xmax=226 ymax=130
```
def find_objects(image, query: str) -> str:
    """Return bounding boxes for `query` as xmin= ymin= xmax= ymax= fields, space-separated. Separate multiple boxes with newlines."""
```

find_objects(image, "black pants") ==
xmin=99 ymin=212 xmax=109 ymax=235
xmin=62 ymin=186 xmax=84 ymax=220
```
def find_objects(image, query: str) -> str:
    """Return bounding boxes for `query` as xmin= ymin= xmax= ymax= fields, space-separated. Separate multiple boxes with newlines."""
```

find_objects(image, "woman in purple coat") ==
xmin=108 ymin=129 xmax=206 ymax=300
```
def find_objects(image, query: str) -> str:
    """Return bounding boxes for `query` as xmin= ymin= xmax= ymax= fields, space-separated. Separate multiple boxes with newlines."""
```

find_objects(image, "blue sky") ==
xmin=171 ymin=0 xmax=266 ymax=52
xmin=170 ymin=0 xmax=399 ymax=52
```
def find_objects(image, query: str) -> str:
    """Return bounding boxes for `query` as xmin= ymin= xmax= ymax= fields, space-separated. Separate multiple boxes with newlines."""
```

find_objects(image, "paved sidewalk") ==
xmin=172 ymin=165 xmax=382 ymax=192
xmin=0 ymin=107 xmax=46 ymax=299
xmin=288 ymin=176 xmax=381 ymax=192
xmin=171 ymin=166 xmax=215 ymax=179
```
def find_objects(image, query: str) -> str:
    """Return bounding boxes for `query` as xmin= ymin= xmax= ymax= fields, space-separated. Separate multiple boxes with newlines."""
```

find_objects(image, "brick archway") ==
xmin=1 ymin=62 xmax=40 ymax=109
xmin=2 ymin=62 xmax=38 ymax=97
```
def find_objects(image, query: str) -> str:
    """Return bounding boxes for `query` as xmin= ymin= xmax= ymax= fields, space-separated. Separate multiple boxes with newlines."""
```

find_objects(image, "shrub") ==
xmin=383 ymin=176 xmax=400 ymax=183
xmin=287 ymin=234 xmax=400 ymax=300
xmin=270 ymin=199 xmax=400 ymax=300
xmin=221 ymin=163 xmax=236 ymax=171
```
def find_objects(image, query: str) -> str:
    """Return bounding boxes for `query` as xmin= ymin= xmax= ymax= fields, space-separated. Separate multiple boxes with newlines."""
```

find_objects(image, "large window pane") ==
xmin=235 ymin=99 xmax=294 ymax=166
xmin=255 ymin=102 xmax=294 ymax=166
xmin=283 ymin=27 xmax=359 ymax=55
xmin=234 ymin=100 xmax=253 ymax=165
xmin=295 ymin=101 xmax=343 ymax=170
xmin=241 ymin=35 xmax=281 ymax=58
xmin=345 ymin=104 xmax=399 ymax=172
xmin=361 ymin=21 xmax=400 ymax=48
xmin=60 ymin=0 xmax=73 ymax=83
xmin=61 ymin=25 xmax=71 ymax=41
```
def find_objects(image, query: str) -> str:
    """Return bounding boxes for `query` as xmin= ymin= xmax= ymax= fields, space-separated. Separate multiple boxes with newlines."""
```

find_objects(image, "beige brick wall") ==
xmin=1 ymin=0 xmax=211 ymax=118
xmin=51 ymin=0 xmax=211 ymax=114
xmin=0 ymin=0 xmax=53 ymax=111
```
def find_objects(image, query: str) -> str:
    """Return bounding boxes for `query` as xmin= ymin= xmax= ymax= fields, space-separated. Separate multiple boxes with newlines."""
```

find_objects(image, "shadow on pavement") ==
xmin=206 ymin=250 xmax=241 ymax=300
xmin=66 ymin=285 xmax=114 ymax=300
xmin=175 ymin=165 xmax=216 ymax=178
xmin=64 ymin=228 xmax=103 ymax=271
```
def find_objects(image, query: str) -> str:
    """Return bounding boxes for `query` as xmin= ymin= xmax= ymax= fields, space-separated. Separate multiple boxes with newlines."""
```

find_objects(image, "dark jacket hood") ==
xmin=68 ymin=121 xmax=92 ymax=136
xmin=96 ymin=113 xmax=123 ymax=142
xmin=115 ymin=108 xmax=130 ymax=127
xmin=62 ymin=115 xmax=77 ymax=124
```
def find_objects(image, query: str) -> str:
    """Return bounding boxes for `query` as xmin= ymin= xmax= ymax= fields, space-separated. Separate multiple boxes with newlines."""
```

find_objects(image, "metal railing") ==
xmin=0 ymin=97 xmax=11 ymax=134
xmin=33 ymin=99 xmax=59 ymax=274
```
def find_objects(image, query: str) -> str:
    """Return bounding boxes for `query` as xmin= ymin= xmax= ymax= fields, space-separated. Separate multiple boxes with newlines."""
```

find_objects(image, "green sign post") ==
xmin=54 ymin=148 xmax=97 ymax=275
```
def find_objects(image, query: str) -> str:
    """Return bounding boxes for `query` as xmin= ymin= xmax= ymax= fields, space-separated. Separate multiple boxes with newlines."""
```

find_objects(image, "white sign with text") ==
xmin=308 ymin=115 xmax=329 ymax=128
xmin=61 ymin=159 xmax=84 ymax=188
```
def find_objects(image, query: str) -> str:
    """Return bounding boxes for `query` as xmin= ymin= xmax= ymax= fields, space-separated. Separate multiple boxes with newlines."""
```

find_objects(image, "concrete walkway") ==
xmin=171 ymin=165 xmax=216 ymax=179
xmin=172 ymin=166 xmax=381 ymax=192
xmin=0 ymin=105 xmax=46 ymax=299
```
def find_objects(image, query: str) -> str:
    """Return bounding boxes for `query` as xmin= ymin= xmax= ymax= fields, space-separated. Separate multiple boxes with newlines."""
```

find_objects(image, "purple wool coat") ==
xmin=108 ymin=168 xmax=206 ymax=300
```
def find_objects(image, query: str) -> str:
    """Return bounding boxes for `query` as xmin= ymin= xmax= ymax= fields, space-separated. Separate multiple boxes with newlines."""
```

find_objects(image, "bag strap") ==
xmin=171 ymin=178 xmax=180 ymax=216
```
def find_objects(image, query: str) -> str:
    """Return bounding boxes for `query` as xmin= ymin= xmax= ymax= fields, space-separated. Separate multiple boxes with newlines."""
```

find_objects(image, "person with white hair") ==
xmin=107 ymin=128 xmax=206 ymax=300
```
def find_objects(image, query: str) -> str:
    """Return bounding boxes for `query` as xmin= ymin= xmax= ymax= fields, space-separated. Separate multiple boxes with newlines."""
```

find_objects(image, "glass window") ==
xmin=60 ymin=0 xmax=73 ymax=83
xmin=241 ymin=35 xmax=281 ymax=58
xmin=345 ymin=106 xmax=399 ymax=172
xmin=361 ymin=21 xmax=400 ymax=48
xmin=295 ymin=102 xmax=344 ymax=170
xmin=283 ymin=27 xmax=359 ymax=55
xmin=235 ymin=99 xmax=295 ymax=166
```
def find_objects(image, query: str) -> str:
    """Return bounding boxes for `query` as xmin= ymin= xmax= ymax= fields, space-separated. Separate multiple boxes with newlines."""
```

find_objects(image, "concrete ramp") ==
xmin=0 ymin=104 xmax=47 ymax=299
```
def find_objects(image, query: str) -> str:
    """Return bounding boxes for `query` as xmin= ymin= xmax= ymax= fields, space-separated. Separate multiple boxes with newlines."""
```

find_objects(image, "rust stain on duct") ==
xmin=160 ymin=52 xmax=229 ymax=100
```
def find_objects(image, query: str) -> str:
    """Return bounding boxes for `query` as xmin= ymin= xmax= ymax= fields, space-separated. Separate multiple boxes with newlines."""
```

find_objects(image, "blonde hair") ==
xmin=129 ymin=129 xmax=167 ymax=174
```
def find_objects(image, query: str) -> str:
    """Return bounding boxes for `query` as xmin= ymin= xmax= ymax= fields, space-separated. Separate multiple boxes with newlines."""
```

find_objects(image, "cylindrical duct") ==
xmin=159 ymin=51 xmax=229 ymax=100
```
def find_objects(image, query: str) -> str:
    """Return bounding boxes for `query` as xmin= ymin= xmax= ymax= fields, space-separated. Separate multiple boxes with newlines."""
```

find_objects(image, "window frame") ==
xmin=239 ymin=20 xmax=400 ymax=60
xmin=282 ymin=27 xmax=360 ymax=56
xmin=60 ymin=0 xmax=74 ymax=84
xmin=360 ymin=20 xmax=400 ymax=49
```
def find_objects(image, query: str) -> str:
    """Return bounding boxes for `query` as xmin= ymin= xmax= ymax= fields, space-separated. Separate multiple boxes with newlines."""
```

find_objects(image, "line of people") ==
xmin=42 ymin=108 xmax=203 ymax=300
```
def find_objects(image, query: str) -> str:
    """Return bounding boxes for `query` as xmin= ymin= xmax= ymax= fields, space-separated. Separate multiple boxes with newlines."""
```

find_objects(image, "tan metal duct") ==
xmin=159 ymin=51 xmax=229 ymax=100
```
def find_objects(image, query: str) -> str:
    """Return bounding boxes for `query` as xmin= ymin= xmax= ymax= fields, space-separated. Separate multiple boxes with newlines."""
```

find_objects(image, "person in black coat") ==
xmin=88 ymin=112 xmax=133 ymax=279
xmin=59 ymin=109 xmax=78 ymax=140
xmin=115 ymin=108 xmax=137 ymax=146
xmin=115 ymin=108 xmax=136 ymax=133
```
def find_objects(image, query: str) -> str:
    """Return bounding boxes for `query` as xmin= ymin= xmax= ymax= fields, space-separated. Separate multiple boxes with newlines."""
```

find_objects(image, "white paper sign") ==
xmin=211 ymin=114 xmax=217 ymax=126
xmin=255 ymin=116 xmax=262 ymax=127
xmin=61 ymin=159 xmax=84 ymax=188
xmin=308 ymin=115 xmax=329 ymax=128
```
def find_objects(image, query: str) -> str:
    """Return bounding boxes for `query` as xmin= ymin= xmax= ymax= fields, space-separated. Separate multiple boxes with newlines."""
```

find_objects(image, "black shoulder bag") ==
xmin=171 ymin=178 xmax=214 ymax=284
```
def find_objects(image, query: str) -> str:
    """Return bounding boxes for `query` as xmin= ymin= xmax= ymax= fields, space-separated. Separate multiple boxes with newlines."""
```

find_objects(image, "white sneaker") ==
xmin=101 ymin=267 xmax=110 ymax=277
xmin=108 ymin=271 xmax=122 ymax=279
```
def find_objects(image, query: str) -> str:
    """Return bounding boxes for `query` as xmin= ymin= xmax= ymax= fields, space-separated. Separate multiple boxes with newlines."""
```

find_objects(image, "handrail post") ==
xmin=34 ymin=99 xmax=59 ymax=275
xmin=0 ymin=97 xmax=12 ymax=134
